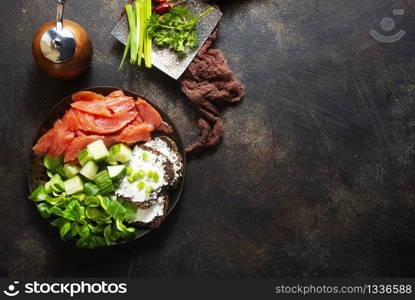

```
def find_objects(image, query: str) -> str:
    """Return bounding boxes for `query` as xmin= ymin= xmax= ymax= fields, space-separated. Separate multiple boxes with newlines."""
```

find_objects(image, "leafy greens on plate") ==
xmin=29 ymin=143 xmax=137 ymax=250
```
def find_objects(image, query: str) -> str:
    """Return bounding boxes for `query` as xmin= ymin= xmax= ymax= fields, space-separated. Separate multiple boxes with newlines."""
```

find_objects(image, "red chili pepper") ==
xmin=153 ymin=2 xmax=171 ymax=14
xmin=152 ymin=0 xmax=185 ymax=14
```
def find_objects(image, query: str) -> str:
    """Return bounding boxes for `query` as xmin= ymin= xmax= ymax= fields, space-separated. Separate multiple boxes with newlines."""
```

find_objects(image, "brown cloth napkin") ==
xmin=179 ymin=28 xmax=244 ymax=154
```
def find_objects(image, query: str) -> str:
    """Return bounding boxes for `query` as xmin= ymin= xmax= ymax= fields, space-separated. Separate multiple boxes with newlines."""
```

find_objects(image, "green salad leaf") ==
xmin=59 ymin=221 xmax=71 ymax=238
xmin=36 ymin=203 xmax=51 ymax=219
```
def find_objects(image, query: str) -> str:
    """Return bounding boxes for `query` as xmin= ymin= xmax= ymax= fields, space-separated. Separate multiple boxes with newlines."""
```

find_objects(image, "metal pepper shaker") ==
xmin=32 ymin=0 xmax=93 ymax=79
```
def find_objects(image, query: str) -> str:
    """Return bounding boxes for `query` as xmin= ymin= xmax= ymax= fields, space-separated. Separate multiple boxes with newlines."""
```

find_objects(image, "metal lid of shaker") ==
xmin=40 ymin=0 xmax=76 ymax=63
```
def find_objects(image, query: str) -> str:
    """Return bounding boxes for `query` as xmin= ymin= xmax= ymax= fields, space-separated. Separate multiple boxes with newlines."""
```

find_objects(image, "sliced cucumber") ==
xmin=107 ymin=165 xmax=126 ymax=180
xmin=63 ymin=163 xmax=80 ymax=178
xmin=105 ymin=158 xmax=119 ymax=166
xmin=78 ymin=148 xmax=93 ymax=166
xmin=95 ymin=170 xmax=114 ymax=194
xmin=63 ymin=175 xmax=84 ymax=195
xmin=108 ymin=143 xmax=132 ymax=163
xmin=87 ymin=140 xmax=109 ymax=162
xmin=43 ymin=154 xmax=62 ymax=170
xmin=80 ymin=161 xmax=99 ymax=181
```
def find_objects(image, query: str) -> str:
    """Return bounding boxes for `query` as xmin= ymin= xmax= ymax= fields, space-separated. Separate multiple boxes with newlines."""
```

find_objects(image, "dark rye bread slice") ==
xmin=145 ymin=136 xmax=184 ymax=188
xmin=123 ymin=145 xmax=175 ymax=209
xmin=140 ymin=145 xmax=176 ymax=188
xmin=131 ymin=192 xmax=169 ymax=229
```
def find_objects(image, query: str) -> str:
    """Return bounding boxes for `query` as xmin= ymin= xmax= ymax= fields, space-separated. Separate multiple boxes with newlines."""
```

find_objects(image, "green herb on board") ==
xmin=147 ymin=6 xmax=213 ymax=56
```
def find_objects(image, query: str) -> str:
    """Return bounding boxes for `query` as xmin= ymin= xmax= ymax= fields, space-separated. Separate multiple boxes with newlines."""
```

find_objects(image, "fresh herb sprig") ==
xmin=147 ymin=6 xmax=213 ymax=56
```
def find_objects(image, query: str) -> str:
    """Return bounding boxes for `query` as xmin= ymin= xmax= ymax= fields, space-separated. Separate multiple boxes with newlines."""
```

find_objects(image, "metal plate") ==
xmin=27 ymin=87 xmax=186 ymax=245
xmin=111 ymin=0 xmax=222 ymax=80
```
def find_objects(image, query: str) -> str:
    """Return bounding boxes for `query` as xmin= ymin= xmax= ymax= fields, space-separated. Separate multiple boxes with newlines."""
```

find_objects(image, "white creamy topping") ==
xmin=145 ymin=137 xmax=182 ymax=185
xmin=130 ymin=196 xmax=165 ymax=223
xmin=115 ymin=145 xmax=167 ymax=203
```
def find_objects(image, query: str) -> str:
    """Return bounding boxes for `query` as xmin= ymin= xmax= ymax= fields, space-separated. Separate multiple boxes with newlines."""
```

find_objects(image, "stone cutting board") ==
xmin=111 ymin=0 xmax=222 ymax=80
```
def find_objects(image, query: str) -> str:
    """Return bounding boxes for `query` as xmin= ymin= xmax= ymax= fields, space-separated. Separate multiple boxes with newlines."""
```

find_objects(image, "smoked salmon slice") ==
xmin=158 ymin=121 xmax=173 ymax=134
xmin=33 ymin=90 xmax=171 ymax=160
xmin=49 ymin=111 xmax=77 ymax=156
xmin=33 ymin=109 xmax=77 ymax=157
xmin=72 ymin=91 xmax=105 ymax=102
xmin=136 ymin=98 xmax=173 ymax=133
xmin=71 ymin=101 xmax=112 ymax=116
xmin=106 ymin=97 xmax=136 ymax=114
xmin=106 ymin=90 xmax=125 ymax=98
xmin=71 ymin=96 xmax=135 ymax=117
xmin=73 ymin=108 xmax=138 ymax=134
xmin=115 ymin=122 xmax=153 ymax=144
xmin=33 ymin=120 xmax=62 ymax=156
xmin=136 ymin=98 xmax=163 ymax=128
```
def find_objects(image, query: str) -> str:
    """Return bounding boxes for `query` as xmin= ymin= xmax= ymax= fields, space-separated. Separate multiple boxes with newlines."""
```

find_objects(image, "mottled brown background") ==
xmin=1 ymin=0 xmax=415 ymax=277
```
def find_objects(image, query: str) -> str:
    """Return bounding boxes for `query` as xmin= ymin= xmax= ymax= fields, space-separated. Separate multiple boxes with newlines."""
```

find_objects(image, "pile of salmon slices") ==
xmin=33 ymin=90 xmax=172 ymax=162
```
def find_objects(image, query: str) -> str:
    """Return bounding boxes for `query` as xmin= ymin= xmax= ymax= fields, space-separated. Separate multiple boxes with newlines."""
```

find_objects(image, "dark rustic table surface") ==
xmin=1 ymin=0 xmax=415 ymax=277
